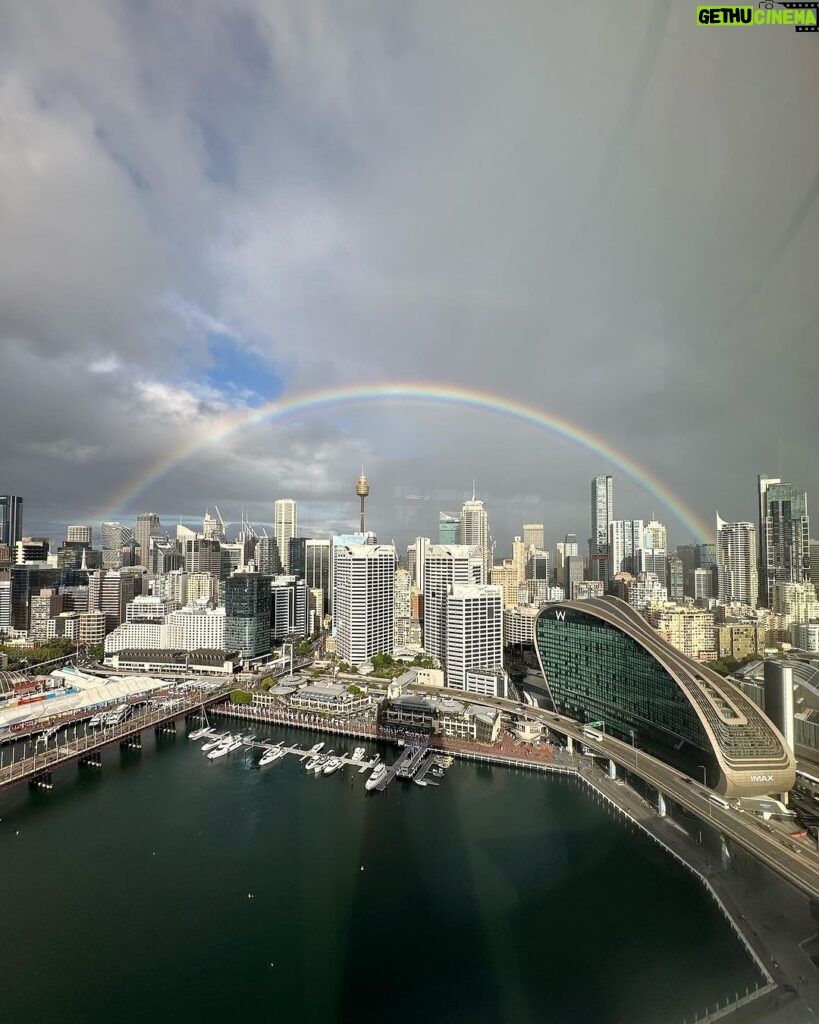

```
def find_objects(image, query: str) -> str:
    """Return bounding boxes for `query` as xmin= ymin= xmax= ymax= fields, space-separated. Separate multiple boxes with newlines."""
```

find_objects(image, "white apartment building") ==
xmin=334 ymin=544 xmax=396 ymax=665
xmin=504 ymin=604 xmax=539 ymax=645
xmin=274 ymin=499 xmax=297 ymax=574
xmin=645 ymin=603 xmax=716 ymax=662
xmin=165 ymin=605 xmax=226 ymax=650
xmin=716 ymin=515 xmax=757 ymax=608
xmin=104 ymin=622 xmax=164 ymax=655
xmin=772 ymin=581 xmax=819 ymax=623
xmin=459 ymin=499 xmax=491 ymax=581
xmin=445 ymin=584 xmax=503 ymax=690
xmin=423 ymin=545 xmax=483 ymax=661
xmin=394 ymin=568 xmax=412 ymax=648
xmin=792 ymin=621 xmax=819 ymax=653
xmin=608 ymin=520 xmax=644 ymax=578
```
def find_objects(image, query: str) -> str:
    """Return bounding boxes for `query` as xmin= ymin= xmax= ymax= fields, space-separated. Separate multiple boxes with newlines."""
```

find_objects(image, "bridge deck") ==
xmin=0 ymin=686 xmax=234 ymax=792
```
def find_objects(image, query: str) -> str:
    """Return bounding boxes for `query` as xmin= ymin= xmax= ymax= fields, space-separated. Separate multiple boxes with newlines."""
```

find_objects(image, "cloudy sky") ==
xmin=1 ymin=1 xmax=816 ymax=555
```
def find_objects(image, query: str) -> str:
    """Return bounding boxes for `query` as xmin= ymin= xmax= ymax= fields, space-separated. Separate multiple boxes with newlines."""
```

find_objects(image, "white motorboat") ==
xmin=323 ymin=756 xmax=342 ymax=775
xmin=201 ymin=733 xmax=226 ymax=752
xmin=258 ymin=747 xmax=279 ymax=767
xmin=365 ymin=763 xmax=387 ymax=791
xmin=308 ymin=742 xmax=325 ymax=754
xmin=305 ymin=756 xmax=320 ymax=772
xmin=271 ymin=747 xmax=287 ymax=762
xmin=207 ymin=736 xmax=233 ymax=760
xmin=313 ymin=755 xmax=328 ymax=775
xmin=227 ymin=737 xmax=244 ymax=753
xmin=352 ymin=747 xmax=366 ymax=762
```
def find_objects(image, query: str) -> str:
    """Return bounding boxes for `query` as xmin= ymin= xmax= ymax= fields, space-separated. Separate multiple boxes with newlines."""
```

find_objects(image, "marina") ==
xmin=197 ymin=730 xmax=450 ymax=791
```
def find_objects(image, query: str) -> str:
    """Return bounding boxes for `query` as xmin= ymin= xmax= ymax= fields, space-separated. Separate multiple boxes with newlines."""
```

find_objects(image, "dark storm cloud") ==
xmin=1 ymin=1 xmax=816 ymax=552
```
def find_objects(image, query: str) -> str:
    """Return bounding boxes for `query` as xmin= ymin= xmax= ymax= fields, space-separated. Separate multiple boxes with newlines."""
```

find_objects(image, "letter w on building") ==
xmin=555 ymin=610 xmax=566 ymax=621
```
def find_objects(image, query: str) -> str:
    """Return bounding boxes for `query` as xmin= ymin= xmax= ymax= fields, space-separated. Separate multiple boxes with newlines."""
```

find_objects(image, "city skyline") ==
xmin=1 ymin=5 xmax=816 ymax=550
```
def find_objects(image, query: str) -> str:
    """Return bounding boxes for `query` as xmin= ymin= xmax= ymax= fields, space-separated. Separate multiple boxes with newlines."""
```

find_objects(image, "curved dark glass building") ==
xmin=535 ymin=597 xmax=794 ymax=798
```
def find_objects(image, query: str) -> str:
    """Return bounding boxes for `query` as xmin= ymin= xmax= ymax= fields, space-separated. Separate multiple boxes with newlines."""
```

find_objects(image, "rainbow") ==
xmin=101 ymin=382 xmax=712 ymax=540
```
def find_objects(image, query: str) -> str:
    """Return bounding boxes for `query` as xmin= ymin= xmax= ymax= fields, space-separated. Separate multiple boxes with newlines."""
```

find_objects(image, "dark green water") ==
xmin=0 ymin=724 xmax=760 ymax=1024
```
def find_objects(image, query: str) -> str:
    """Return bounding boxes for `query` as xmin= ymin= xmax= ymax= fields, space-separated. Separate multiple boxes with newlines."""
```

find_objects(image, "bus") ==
xmin=708 ymin=794 xmax=731 ymax=810
xmin=582 ymin=726 xmax=604 ymax=742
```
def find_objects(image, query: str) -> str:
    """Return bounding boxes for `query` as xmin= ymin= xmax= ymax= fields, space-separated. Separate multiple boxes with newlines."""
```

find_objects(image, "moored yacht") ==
xmin=323 ymin=756 xmax=342 ymax=775
xmin=352 ymin=747 xmax=366 ymax=762
xmin=202 ymin=733 xmax=227 ymax=752
xmin=365 ymin=763 xmax=387 ymax=791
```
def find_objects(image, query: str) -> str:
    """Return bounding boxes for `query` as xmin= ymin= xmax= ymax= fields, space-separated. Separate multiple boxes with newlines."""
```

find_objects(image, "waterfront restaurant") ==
xmin=287 ymin=681 xmax=372 ymax=718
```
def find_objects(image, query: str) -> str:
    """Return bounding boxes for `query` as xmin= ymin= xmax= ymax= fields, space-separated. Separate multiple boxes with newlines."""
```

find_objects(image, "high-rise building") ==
xmin=512 ymin=537 xmax=529 ymax=584
xmin=758 ymin=476 xmax=811 ymax=608
xmin=523 ymin=524 xmax=545 ymax=551
xmin=716 ymin=515 xmax=757 ymax=608
xmin=394 ymin=567 xmax=412 ymax=649
xmin=224 ymin=573 xmax=272 ymax=659
xmin=274 ymin=499 xmax=297 ymax=574
xmin=0 ymin=495 xmax=23 ymax=547
xmin=771 ymin=581 xmax=819 ymax=623
xmin=100 ymin=522 xmax=134 ymax=569
xmin=288 ymin=537 xmax=306 ymax=580
xmin=644 ymin=603 xmax=717 ymax=662
xmin=638 ymin=546 xmax=668 ymax=584
xmin=305 ymin=540 xmax=331 ymax=616
xmin=526 ymin=549 xmax=550 ymax=582
xmin=810 ymin=539 xmax=819 ymax=596
xmin=459 ymin=499 xmax=491 ymax=581
xmin=407 ymin=537 xmax=431 ymax=592
xmin=66 ymin=525 xmax=93 ymax=546
xmin=591 ymin=475 xmax=613 ymax=557
xmin=490 ymin=561 xmax=519 ymax=608
xmin=255 ymin=536 xmax=279 ymax=576
xmin=15 ymin=537 xmax=50 ymax=564
xmin=564 ymin=554 xmax=585 ymax=595
xmin=644 ymin=520 xmax=667 ymax=551
xmin=270 ymin=577 xmax=309 ymax=641
xmin=184 ymin=538 xmax=221 ymax=578
xmin=202 ymin=509 xmax=226 ymax=541
xmin=135 ymin=513 xmax=162 ymax=569
xmin=693 ymin=569 xmax=713 ymax=602
xmin=0 ymin=580 xmax=11 ymax=634
xmin=333 ymin=544 xmax=396 ymax=665
xmin=423 ymin=545 xmax=484 ymax=661
xmin=10 ymin=565 xmax=60 ymax=631
xmin=608 ymin=520 xmax=644 ymax=578
xmin=99 ymin=570 xmax=137 ymax=633
xmin=331 ymin=532 xmax=376 ymax=628
xmin=438 ymin=513 xmax=459 ymax=545
xmin=187 ymin=572 xmax=218 ymax=604
xmin=445 ymin=584 xmax=503 ymax=689
xmin=666 ymin=553 xmax=684 ymax=603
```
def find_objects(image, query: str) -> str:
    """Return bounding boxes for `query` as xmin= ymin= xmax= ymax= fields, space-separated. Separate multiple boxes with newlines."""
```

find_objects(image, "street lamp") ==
xmin=698 ymin=764 xmax=707 ymax=787
xmin=629 ymin=728 xmax=637 ymax=769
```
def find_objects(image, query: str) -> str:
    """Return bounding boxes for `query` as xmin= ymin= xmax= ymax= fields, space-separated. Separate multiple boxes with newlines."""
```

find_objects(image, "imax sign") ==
xmin=749 ymin=774 xmax=774 ymax=783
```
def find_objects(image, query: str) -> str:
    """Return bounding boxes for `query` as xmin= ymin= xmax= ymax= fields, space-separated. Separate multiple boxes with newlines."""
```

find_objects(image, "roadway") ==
xmin=409 ymin=684 xmax=819 ymax=903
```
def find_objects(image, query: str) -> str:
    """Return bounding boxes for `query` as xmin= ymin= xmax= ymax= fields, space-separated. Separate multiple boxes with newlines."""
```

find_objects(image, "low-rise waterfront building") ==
xmin=105 ymin=648 xmax=241 ymax=675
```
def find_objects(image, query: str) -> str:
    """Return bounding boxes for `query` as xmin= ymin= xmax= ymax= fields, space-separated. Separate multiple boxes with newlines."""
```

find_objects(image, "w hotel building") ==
xmin=535 ymin=597 xmax=794 ymax=799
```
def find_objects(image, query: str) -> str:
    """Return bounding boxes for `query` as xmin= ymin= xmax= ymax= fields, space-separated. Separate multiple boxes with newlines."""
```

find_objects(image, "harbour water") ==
xmin=1 ymin=722 xmax=761 ymax=1024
